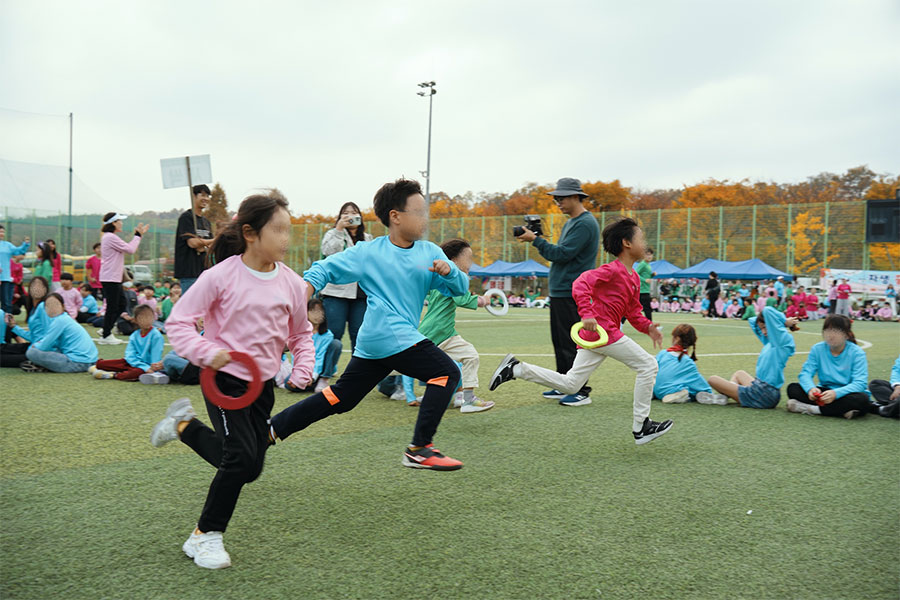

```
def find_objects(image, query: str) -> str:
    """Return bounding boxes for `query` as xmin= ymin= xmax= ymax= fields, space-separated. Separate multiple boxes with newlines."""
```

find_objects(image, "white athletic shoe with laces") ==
xmin=150 ymin=398 xmax=196 ymax=447
xmin=182 ymin=529 xmax=232 ymax=569
xmin=696 ymin=391 xmax=729 ymax=405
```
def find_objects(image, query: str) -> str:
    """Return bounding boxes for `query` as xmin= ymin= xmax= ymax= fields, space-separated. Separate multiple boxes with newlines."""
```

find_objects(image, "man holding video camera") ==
xmin=515 ymin=177 xmax=600 ymax=406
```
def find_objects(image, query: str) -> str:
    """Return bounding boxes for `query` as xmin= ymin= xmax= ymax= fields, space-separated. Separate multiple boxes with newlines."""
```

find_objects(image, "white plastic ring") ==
xmin=484 ymin=289 xmax=509 ymax=316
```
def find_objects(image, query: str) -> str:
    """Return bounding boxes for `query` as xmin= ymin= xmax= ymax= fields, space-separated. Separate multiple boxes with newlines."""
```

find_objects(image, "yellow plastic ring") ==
xmin=570 ymin=322 xmax=609 ymax=349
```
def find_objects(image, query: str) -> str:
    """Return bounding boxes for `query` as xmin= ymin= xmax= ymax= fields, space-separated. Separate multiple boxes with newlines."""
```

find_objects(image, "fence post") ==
xmin=717 ymin=206 xmax=723 ymax=260
xmin=823 ymin=202 xmax=830 ymax=268
xmin=480 ymin=215 xmax=485 ymax=266
xmin=751 ymin=205 xmax=757 ymax=259
xmin=786 ymin=203 xmax=792 ymax=273
xmin=686 ymin=207 xmax=691 ymax=267
xmin=32 ymin=209 xmax=36 ymax=244
xmin=502 ymin=215 xmax=507 ymax=262
xmin=460 ymin=216 xmax=464 ymax=238
xmin=656 ymin=208 xmax=661 ymax=255
xmin=600 ymin=212 xmax=606 ymax=264
xmin=862 ymin=201 xmax=869 ymax=270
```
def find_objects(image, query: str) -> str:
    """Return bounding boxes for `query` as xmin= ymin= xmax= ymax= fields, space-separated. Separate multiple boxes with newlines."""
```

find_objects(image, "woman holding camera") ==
xmin=320 ymin=202 xmax=372 ymax=352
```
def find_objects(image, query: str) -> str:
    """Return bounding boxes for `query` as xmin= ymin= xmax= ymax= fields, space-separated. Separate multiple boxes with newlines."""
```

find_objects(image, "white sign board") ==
xmin=160 ymin=155 xmax=212 ymax=189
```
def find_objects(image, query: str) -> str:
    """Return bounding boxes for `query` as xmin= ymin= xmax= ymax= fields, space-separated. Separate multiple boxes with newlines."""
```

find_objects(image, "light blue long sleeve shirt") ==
xmin=653 ymin=350 xmax=712 ymax=397
xmin=798 ymin=341 xmax=868 ymax=398
xmin=12 ymin=303 xmax=50 ymax=342
xmin=31 ymin=313 xmax=98 ymax=363
xmin=125 ymin=327 xmax=165 ymax=371
xmin=80 ymin=294 xmax=99 ymax=315
xmin=312 ymin=329 xmax=335 ymax=376
xmin=0 ymin=240 xmax=29 ymax=283
xmin=304 ymin=236 xmax=469 ymax=359
xmin=890 ymin=355 xmax=900 ymax=387
xmin=749 ymin=306 xmax=795 ymax=389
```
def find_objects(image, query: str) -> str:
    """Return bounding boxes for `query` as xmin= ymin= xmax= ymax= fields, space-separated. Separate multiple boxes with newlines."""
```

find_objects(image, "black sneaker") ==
xmin=633 ymin=417 xmax=674 ymax=445
xmin=20 ymin=360 xmax=47 ymax=373
xmin=489 ymin=354 xmax=519 ymax=391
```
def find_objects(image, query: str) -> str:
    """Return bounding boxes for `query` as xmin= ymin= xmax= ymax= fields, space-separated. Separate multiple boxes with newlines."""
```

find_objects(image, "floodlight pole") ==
xmin=417 ymin=81 xmax=436 ymax=219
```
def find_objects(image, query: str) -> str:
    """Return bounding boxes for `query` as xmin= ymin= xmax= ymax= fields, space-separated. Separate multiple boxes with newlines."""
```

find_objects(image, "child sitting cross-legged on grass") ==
xmin=90 ymin=304 xmax=165 ymax=382
xmin=653 ymin=323 xmax=728 ymax=405
xmin=283 ymin=297 xmax=343 ymax=394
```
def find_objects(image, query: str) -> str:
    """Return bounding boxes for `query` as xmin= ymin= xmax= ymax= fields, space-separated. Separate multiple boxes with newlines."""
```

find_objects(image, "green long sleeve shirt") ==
xmin=419 ymin=288 xmax=479 ymax=346
xmin=531 ymin=211 xmax=600 ymax=298
xmin=636 ymin=260 xmax=653 ymax=294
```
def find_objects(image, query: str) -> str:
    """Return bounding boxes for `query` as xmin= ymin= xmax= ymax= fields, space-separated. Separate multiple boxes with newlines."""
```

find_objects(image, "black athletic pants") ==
xmin=180 ymin=372 xmax=275 ymax=533
xmin=272 ymin=339 xmax=459 ymax=447
xmin=101 ymin=282 xmax=123 ymax=338
xmin=786 ymin=383 xmax=870 ymax=417
xmin=548 ymin=296 xmax=591 ymax=396
xmin=640 ymin=293 xmax=653 ymax=321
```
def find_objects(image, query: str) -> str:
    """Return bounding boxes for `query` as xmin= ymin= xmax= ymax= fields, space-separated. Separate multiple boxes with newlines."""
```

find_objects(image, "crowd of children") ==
xmin=2 ymin=184 xmax=898 ymax=572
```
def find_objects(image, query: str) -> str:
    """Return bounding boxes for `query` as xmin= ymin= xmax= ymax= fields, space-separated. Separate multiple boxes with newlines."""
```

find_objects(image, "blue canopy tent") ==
xmin=669 ymin=258 xmax=793 ymax=281
xmin=493 ymin=259 xmax=550 ymax=277
xmin=650 ymin=260 xmax=681 ymax=278
xmin=469 ymin=261 xmax=514 ymax=277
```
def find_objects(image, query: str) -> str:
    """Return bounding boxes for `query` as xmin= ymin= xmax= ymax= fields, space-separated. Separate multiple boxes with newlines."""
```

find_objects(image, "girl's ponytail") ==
xmin=671 ymin=323 xmax=699 ymax=362
xmin=208 ymin=192 xmax=289 ymax=266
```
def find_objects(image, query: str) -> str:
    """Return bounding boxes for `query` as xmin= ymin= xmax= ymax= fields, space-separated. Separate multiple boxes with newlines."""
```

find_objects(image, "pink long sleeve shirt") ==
xmin=166 ymin=254 xmax=315 ymax=386
xmin=572 ymin=259 xmax=653 ymax=346
xmin=99 ymin=231 xmax=142 ymax=283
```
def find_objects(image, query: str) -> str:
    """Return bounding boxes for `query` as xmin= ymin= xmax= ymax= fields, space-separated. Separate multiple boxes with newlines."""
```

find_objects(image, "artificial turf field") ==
xmin=1 ymin=310 xmax=898 ymax=600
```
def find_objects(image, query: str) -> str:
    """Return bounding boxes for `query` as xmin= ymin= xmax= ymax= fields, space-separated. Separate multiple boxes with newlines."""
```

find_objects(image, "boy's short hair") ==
xmin=601 ymin=217 xmax=640 ymax=256
xmin=133 ymin=304 xmax=155 ymax=320
xmin=60 ymin=272 xmax=74 ymax=281
xmin=440 ymin=238 xmax=471 ymax=261
xmin=373 ymin=178 xmax=423 ymax=227
xmin=93 ymin=242 xmax=101 ymax=250
xmin=79 ymin=283 xmax=92 ymax=291
xmin=192 ymin=184 xmax=211 ymax=195
xmin=170 ymin=282 xmax=181 ymax=290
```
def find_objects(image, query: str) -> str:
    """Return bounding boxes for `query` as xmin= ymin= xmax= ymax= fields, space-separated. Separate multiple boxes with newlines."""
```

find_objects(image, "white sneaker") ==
xmin=140 ymin=372 xmax=170 ymax=385
xmin=696 ymin=391 xmax=729 ymax=405
xmin=93 ymin=369 xmax=114 ymax=380
xmin=460 ymin=396 xmax=495 ymax=413
xmin=96 ymin=333 xmax=123 ymax=345
xmin=661 ymin=389 xmax=690 ymax=404
xmin=452 ymin=392 xmax=465 ymax=408
xmin=390 ymin=386 xmax=406 ymax=402
xmin=182 ymin=529 xmax=231 ymax=569
xmin=88 ymin=365 xmax=98 ymax=375
xmin=786 ymin=398 xmax=818 ymax=415
xmin=314 ymin=378 xmax=329 ymax=394
xmin=150 ymin=398 xmax=196 ymax=447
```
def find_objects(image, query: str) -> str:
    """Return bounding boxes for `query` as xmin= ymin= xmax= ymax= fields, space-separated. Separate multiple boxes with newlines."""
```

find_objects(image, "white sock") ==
xmin=512 ymin=364 xmax=522 ymax=378
xmin=463 ymin=389 xmax=475 ymax=402
xmin=808 ymin=404 xmax=821 ymax=414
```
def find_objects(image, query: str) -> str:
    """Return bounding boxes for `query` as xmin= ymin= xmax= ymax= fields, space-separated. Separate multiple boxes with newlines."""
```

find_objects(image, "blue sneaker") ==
xmin=542 ymin=389 xmax=567 ymax=400
xmin=559 ymin=393 xmax=592 ymax=407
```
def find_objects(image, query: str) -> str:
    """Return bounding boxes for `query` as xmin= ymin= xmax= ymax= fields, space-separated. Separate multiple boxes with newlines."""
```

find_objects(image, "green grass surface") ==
xmin=2 ymin=311 xmax=898 ymax=599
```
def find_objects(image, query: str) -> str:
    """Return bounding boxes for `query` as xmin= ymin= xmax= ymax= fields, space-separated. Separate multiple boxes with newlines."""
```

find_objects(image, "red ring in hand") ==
xmin=200 ymin=351 xmax=263 ymax=410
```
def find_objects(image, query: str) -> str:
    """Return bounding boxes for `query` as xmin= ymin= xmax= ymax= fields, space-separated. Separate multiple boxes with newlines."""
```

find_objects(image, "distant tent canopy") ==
xmin=667 ymin=258 xmax=793 ymax=281
xmin=649 ymin=260 xmax=681 ymax=278
xmin=470 ymin=259 xmax=549 ymax=277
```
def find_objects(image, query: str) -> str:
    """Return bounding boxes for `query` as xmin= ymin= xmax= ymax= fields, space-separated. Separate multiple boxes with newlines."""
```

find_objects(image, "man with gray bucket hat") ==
xmin=514 ymin=177 xmax=600 ymax=406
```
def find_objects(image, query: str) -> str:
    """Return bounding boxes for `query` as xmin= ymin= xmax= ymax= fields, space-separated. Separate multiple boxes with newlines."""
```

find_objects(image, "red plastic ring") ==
xmin=200 ymin=351 xmax=264 ymax=410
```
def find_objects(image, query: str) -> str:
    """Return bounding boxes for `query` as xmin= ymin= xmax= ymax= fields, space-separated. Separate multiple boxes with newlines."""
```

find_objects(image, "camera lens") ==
xmin=512 ymin=226 xmax=525 ymax=236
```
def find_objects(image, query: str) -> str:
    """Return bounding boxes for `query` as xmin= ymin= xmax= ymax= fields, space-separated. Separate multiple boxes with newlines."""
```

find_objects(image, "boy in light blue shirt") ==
xmin=23 ymin=293 xmax=98 ymax=372
xmin=91 ymin=304 xmax=165 ymax=381
xmin=271 ymin=179 xmax=469 ymax=471
xmin=0 ymin=225 xmax=29 ymax=313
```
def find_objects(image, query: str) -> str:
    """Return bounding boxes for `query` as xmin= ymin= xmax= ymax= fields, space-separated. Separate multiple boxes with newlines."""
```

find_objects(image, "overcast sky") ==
xmin=1 ymin=0 xmax=898 ymax=216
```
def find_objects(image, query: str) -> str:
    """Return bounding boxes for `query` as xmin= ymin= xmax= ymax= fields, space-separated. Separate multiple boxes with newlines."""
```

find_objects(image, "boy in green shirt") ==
xmin=159 ymin=282 xmax=181 ymax=321
xmin=418 ymin=239 xmax=494 ymax=413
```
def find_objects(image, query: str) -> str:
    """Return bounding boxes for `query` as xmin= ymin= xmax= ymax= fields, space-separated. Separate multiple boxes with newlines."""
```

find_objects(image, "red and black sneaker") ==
xmin=402 ymin=444 xmax=463 ymax=471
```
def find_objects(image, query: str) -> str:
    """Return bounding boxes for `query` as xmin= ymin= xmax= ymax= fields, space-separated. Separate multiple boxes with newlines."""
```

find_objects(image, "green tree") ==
xmin=205 ymin=182 xmax=229 ymax=230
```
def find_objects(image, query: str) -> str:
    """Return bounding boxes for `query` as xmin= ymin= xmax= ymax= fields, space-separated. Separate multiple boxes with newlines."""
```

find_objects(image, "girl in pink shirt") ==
xmin=98 ymin=213 xmax=148 ymax=344
xmin=490 ymin=217 xmax=673 ymax=445
xmin=149 ymin=193 xmax=315 ymax=570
